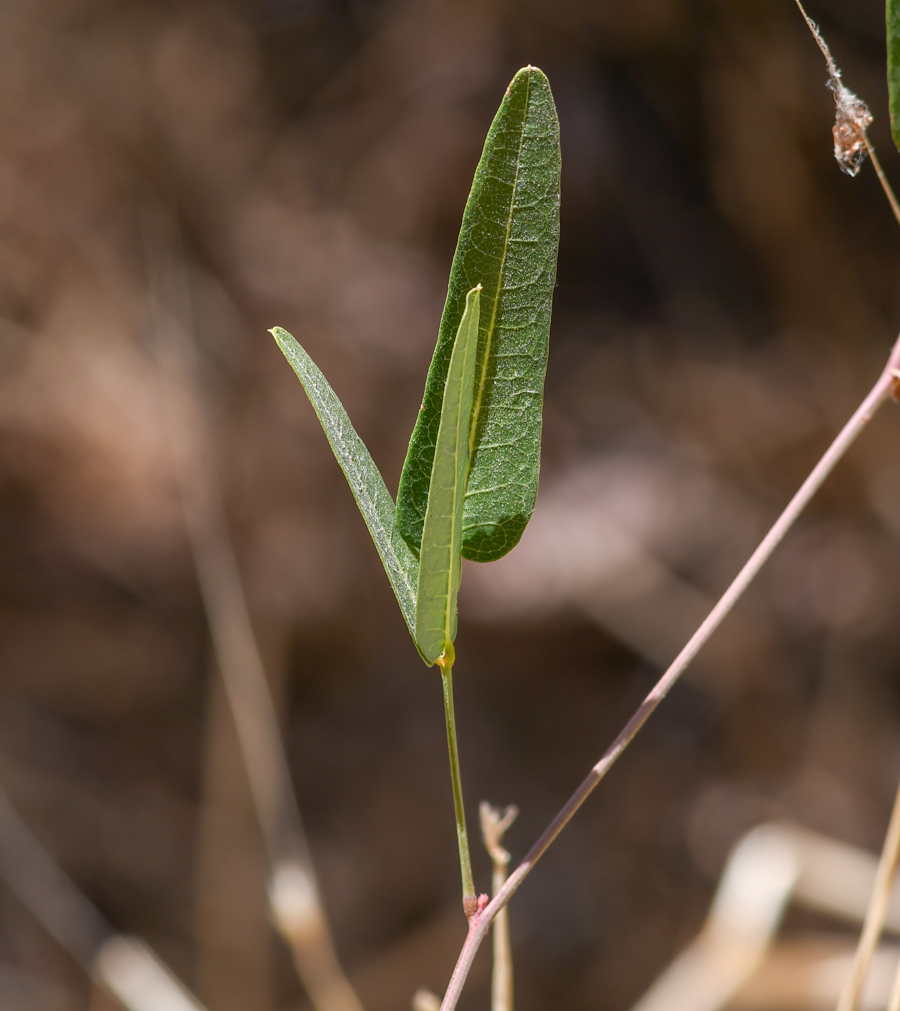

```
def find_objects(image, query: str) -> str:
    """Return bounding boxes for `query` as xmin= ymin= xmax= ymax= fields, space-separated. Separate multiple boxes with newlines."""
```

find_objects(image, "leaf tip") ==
xmin=511 ymin=64 xmax=547 ymax=83
xmin=505 ymin=65 xmax=552 ymax=106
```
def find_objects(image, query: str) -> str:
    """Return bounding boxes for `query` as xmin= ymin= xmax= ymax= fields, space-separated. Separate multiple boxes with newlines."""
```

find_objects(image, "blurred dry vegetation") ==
xmin=1 ymin=0 xmax=900 ymax=1008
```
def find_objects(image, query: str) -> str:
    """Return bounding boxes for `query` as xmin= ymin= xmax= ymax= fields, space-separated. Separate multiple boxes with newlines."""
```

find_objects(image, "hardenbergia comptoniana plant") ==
xmin=273 ymin=65 xmax=561 ymax=922
xmin=273 ymin=50 xmax=900 ymax=1011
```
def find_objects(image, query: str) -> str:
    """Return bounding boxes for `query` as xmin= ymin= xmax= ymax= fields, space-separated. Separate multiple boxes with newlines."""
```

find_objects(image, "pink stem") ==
xmin=440 ymin=336 xmax=900 ymax=1011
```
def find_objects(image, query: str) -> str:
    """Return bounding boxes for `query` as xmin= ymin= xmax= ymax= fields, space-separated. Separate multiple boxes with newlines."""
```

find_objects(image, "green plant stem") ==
xmin=437 ymin=335 xmax=900 ymax=1011
xmin=440 ymin=657 xmax=476 ymax=918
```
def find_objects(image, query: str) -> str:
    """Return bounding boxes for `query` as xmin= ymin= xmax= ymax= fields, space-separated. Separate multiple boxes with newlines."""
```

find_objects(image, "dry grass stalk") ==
xmin=836 ymin=777 xmax=900 ymax=1011
xmin=888 ymin=945 xmax=900 ymax=1011
xmin=630 ymin=820 xmax=900 ymax=1011
xmin=437 ymin=336 xmax=900 ymax=1011
xmin=791 ymin=9 xmax=900 ymax=1011
xmin=480 ymin=803 xmax=518 ymax=1011
xmin=144 ymin=215 xmax=364 ymax=1011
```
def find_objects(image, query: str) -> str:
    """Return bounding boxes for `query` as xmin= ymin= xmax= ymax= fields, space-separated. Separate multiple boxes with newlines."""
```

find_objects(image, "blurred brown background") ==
xmin=1 ymin=0 xmax=900 ymax=1008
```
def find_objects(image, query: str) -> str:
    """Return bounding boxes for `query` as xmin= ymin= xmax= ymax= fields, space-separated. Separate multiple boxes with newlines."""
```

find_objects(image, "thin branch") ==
xmin=481 ymin=803 xmax=518 ymax=1011
xmin=793 ymin=0 xmax=840 ymax=79
xmin=438 ymin=336 xmax=900 ymax=1011
xmin=888 ymin=939 xmax=900 ymax=1011
xmin=864 ymin=141 xmax=900 ymax=230
xmin=836 ymin=774 xmax=900 ymax=1011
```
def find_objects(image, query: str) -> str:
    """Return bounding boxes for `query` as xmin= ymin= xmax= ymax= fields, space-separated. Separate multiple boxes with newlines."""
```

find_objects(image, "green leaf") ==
xmin=415 ymin=287 xmax=481 ymax=665
xmin=396 ymin=65 xmax=561 ymax=563
xmin=271 ymin=327 xmax=424 ymax=658
xmin=889 ymin=0 xmax=900 ymax=150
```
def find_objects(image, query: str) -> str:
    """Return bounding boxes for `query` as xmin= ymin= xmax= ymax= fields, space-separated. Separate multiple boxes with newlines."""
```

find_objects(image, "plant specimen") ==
xmin=273 ymin=32 xmax=900 ymax=1011
xmin=273 ymin=65 xmax=561 ymax=920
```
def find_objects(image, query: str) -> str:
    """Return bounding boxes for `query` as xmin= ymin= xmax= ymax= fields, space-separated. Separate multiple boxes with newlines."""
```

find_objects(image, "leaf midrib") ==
xmin=467 ymin=70 xmax=532 ymax=461
xmin=442 ymin=407 xmax=462 ymax=643
xmin=442 ymin=312 xmax=475 ymax=640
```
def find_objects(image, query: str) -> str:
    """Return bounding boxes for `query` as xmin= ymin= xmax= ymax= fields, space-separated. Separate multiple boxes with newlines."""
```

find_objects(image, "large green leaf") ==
xmin=889 ymin=0 xmax=900 ymax=150
xmin=396 ymin=66 xmax=561 ymax=563
xmin=271 ymin=327 xmax=423 ymax=657
xmin=415 ymin=287 xmax=481 ymax=665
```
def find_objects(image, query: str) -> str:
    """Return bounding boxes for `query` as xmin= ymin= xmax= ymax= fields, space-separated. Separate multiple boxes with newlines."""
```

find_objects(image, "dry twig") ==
xmin=438 ymin=337 xmax=900 ymax=1011
xmin=480 ymin=803 xmax=518 ymax=1011
xmin=839 ymin=777 xmax=900 ymax=1011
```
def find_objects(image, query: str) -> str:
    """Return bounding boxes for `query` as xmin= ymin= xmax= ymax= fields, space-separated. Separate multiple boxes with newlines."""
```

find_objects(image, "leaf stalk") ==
xmin=439 ymin=653 xmax=477 ymax=918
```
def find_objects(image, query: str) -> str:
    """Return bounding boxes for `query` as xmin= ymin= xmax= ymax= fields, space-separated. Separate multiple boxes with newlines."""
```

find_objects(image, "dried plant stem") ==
xmin=490 ymin=842 xmax=512 ymax=1011
xmin=144 ymin=218 xmax=365 ymax=1011
xmin=865 ymin=141 xmax=900 ymax=230
xmin=440 ymin=661 xmax=477 ymax=917
xmin=438 ymin=336 xmax=900 ymax=1011
xmin=836 ymin=774 xmax=900 ymax=1011
xmin=888 ymin=945 xmax=900 ymax=1011
xmin=160 ymin=338 xmax=364 ymax=1011
xmin=480 ymin=803 xmax=518 ymax=1011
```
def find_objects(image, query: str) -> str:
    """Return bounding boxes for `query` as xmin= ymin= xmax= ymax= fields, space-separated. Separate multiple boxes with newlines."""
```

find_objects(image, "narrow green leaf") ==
xmin=396 ymin=66 xmax=561 ymax=563
xmin=271 ymin=327 xmax=424 ymax=657
xmin=415 ymin=287 xmax=481 ymax=665
xmin=889 ymin=0 xmax=900 ymax=150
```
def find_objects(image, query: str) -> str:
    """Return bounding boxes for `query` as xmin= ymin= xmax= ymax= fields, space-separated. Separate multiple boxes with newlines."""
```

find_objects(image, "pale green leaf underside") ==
xmin=396 ymin=66 xmax=561 ymax=563
xmin=415 ymin=288 xmax=481 ymax=665
xmin=889 ymin=0 xmax=900 ymax=150
xmin=271 ymin=327 xmax=424 ymax=659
